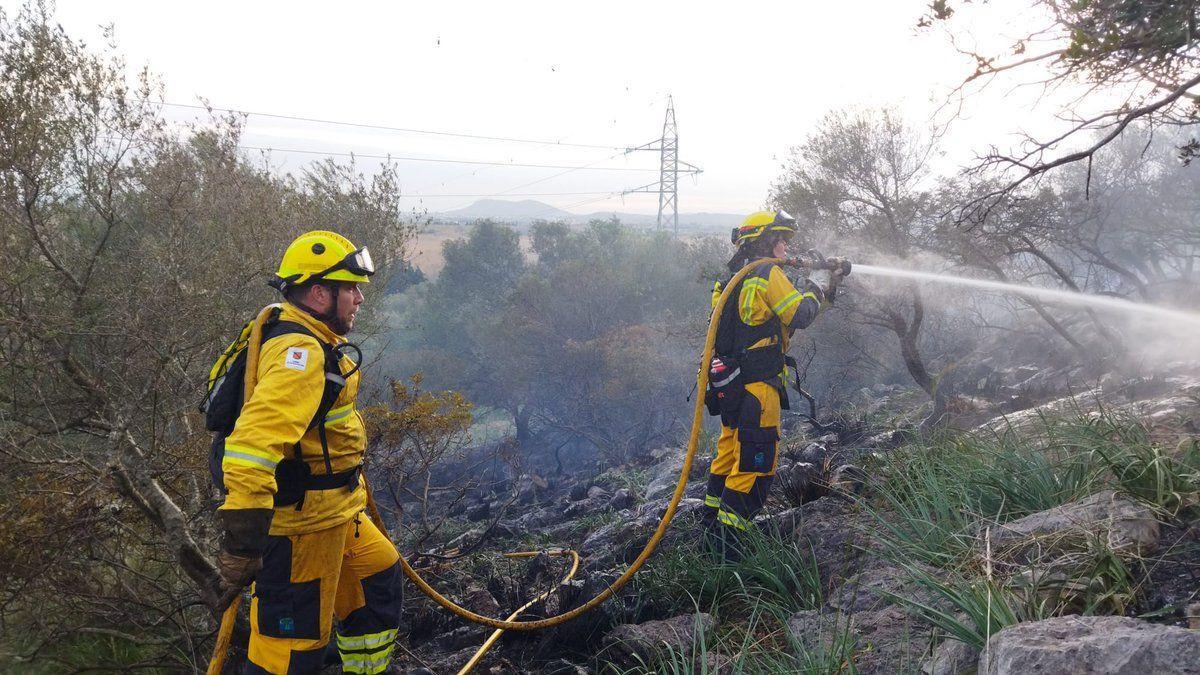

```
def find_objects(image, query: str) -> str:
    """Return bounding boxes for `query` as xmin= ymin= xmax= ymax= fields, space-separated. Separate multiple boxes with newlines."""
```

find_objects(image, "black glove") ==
xmin=215 ymin=508 xmax=273 ymax=608
xmin=803 ymin=278 xmax=827 ymax=304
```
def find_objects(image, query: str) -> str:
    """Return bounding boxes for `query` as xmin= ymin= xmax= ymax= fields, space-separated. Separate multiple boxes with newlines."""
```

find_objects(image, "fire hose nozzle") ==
xmin=788 ymin=250 xmax=851 ymax=277
xmin=825 ymin=257 xmax=852 ymax=277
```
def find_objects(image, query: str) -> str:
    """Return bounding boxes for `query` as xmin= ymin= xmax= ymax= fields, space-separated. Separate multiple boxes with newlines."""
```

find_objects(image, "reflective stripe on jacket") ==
xmin=714 ymin=262 xmax=821 ymax=354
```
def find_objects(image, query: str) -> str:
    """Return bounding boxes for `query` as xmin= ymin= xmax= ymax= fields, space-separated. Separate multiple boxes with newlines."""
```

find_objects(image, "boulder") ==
xmin=828 ymin=463 xmax=868 ymax=497
xmin=851 ymin=606 xmax=933 ymax=674
xmin=922 ymin=639 xmax=980 ymax=675
xmin=538 ymin=659 xmax=591 ymax=674
xmin=644 ymin=448 xmax=706 ymax=501
xmin=562 ymin=495 xmax=607 ymax=519
xmin=984 ymin=490 xmax=1160 ymax=561
xmin=512 ymin=505 xmax=562 ymax=531
xmin=761 ymin=497 xmax=872 ymax=588
xmin=606 ymin=488 xmax=636 ymax=511
xmin=601 ymin=613 xmax=715 ymax=668
xmin=785 ymin=609 xmax=846 ymax=655
xmin=774 ymin=461 xmax=823 ymax=506
xmin=579 ymin=498 xmax=706 ymax=565
xmin=980 ymin=615 xmax=1200 ymax=674
xmin=826 ymin=563 xmax=945 ymax=614
xmin=569 ymin=483 xmax=591 ymax=502
xmin=798 ymin=441 xmax=830 ymax=467
xmin=465 ymin=500 xmax=490 ymax=522
xmin=645 ymin=455 xmax=685 ymax=501
xmin=787 ymin=607 xmax=930 ymax=674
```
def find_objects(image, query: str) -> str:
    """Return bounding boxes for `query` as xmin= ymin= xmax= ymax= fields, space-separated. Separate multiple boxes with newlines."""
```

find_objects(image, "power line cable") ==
xmin=439 ymin=148 xmax=635 ymax=212
xmin=158 ymin=100 xmax=627 ymax=150
xmin=236 ymin=143 xmax=655 ymax=171
xmin=407 ymin=191 xmax=619 ymax=198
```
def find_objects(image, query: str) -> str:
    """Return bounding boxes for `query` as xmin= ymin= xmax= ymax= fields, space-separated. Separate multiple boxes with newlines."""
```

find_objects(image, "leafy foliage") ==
xmin=391 ymin=218 xmax=724 ymax=463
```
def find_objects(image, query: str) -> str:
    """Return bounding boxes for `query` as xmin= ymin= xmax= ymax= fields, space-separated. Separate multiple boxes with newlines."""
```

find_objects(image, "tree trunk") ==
xmin=514 ymin=405 xmax=532 ymax=448
xmin=887 ymin=296 xmax=936 ymax=398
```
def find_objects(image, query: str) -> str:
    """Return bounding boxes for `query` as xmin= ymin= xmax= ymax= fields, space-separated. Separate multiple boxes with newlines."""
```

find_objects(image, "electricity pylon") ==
xmin=626 ymin=96 xmax=702 ymax=235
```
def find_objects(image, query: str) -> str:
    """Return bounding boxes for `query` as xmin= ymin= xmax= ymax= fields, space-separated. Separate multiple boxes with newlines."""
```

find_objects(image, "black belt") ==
xmin=304 ymin=465 xmax=362 ymax=491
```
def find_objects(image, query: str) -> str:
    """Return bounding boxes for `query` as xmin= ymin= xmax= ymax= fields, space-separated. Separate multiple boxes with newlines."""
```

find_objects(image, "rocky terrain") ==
xmin=385 ymin=365 xmax=1200 ymax=674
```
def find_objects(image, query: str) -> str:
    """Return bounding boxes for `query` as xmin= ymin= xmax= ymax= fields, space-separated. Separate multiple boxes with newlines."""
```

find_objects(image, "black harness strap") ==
xmin=261 ymin=313 xmax=357 ymax=509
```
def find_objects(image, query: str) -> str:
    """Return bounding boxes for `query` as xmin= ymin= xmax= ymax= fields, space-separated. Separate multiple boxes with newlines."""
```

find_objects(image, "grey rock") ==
xmin=569 ymin=483 xmax=590 ymax=502
xmin=799 ymin=441 xmax=829 ymax=465
xmin=984 ymin=490 xmax=1160 ymax=561
xmin=606 ymin=488 xmax=635 ymax=511
xmin=538 ymin=659 xmax=591 ymax=675
xmin=459 ymin=584 xmax=501 ymax=617
xmin=774 ymin=461 xmax=823 ymax=506
xmin=923 ymin=639 xmax=980 ymax=675
xmin=826 ymin=563 xmax=944 ymax=614
xmin=773 ymin=497 xmax=872 ymax=587
xmin=466 ymin=500 xmax=490 ymax=522
xmin=580 ymin=498 xmax=706 ymax=565
xmin=787 ymin=607 xmax=930 ymax=674
xmin=602 ymin=613 xmax=715 ymax=667
xmin=785 ymin=609 xmax=844 ymax=654
xmin=980 ymin=614 xmax=1200 ymax=674
xmin=828 ymin=463 xmax=868 ymax=497
xmin=512 ymin=505 xmax=561 ymax=531
xmin=445 ymin=528 xmax=483 ymax=550
xmin=852 ymin=606 xmax=932 ymax=674
xmin=645 ymin=455 xmax=685 ymax=501
xmin=428 ymin=646 xmax=516 ymax=674
xmin=434 ymin=624 xmax=485 ymax=651
xmin=587 ymin=485 xmax=611 ymax=500
xmin=562 ymin=496 xmax=607 ymax=519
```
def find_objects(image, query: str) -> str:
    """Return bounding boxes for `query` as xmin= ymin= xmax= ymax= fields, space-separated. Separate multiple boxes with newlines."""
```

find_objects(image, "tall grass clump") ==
xmin=631 ymin=527 xmax=823 ymax=620
xmin=867 ymin=421 xmax=1105 ymax=566
xmin=606 ymin=601 xmax=861 ymax=675
xmin=867 ymin=405 xmax=1198 ymax=646
xmin=867 ymin=405 xmax=1200 ymax=567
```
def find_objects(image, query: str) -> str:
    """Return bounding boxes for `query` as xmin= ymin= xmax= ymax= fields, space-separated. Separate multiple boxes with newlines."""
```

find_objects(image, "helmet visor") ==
xmin=315 ymin=246 xmax=375 ymax=281
xmin=346 ymin=247 xmax=375 ymax=276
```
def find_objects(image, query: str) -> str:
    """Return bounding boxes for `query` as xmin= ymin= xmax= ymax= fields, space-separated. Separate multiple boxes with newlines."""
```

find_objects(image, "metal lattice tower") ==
xmin=657 ymin=98 xmax=679 ymax=232
xmin=626 ymin=96 xmax=701 ymax=235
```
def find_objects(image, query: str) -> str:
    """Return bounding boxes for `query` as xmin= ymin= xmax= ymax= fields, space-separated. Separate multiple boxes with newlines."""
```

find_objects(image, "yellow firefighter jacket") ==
xmin=218 ymin=302 xmax=368 ymax=535
xmin=712 ymin=262 xmax=822 ymax=354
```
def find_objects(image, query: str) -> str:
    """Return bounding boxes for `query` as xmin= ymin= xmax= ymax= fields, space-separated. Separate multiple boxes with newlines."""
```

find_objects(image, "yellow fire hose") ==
xmin=208 ymin=258 xmax=804 ymax=670
xmin=456 ymin=550 xmax=581 ymax=675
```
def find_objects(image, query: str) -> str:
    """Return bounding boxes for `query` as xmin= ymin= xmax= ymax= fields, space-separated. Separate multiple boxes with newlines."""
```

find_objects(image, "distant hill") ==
xmin=436 ymin=199 xmax=738 ymax=233
xmin=439 ymin=199 xmax=574 ymax=222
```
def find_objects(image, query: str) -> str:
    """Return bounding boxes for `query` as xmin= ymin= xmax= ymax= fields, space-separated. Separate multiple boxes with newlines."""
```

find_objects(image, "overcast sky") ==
xmin=6 ymin=1 xmax=1056 ymax=216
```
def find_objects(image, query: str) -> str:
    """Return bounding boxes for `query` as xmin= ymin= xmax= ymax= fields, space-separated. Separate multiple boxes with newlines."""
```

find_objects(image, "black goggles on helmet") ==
xmin=318 ymin=247 xmax=375 ymax=279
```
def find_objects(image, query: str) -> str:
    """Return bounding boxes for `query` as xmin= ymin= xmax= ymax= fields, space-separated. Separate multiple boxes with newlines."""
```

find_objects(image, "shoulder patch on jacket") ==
xmin=284 ymin=347 xmax=309 ymax=371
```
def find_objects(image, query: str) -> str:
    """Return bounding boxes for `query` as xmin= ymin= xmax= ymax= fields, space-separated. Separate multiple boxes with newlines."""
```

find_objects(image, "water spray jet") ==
xmin=851 ymin=264 xmax=1200 ymax=330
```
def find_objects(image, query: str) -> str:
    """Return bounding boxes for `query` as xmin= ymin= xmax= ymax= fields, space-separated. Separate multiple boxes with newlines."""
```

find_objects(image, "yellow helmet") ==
xmin=732 ymin=210 xmax=798 ymax=246
xmin=271 ymin=230 xmax=375 ymax=292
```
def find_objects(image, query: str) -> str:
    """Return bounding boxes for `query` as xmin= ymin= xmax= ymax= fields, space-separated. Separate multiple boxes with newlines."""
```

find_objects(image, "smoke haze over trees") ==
xmin=2 ymin=0 xmax=1200 ymax=671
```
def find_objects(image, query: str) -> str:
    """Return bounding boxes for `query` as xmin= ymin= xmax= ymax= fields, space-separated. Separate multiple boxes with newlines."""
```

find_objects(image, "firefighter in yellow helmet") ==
xmin=215 ymin=231 xmax=401 ymax=674
xmin=702 ymin=211 xmax=841 ymax=560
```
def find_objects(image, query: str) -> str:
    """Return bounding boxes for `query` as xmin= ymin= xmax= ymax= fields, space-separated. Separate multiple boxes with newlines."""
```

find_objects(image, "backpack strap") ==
xmin=262 ymin=318 xmax=348 ymax=480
